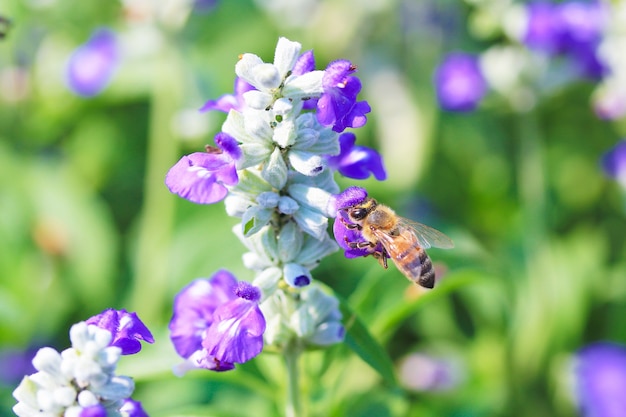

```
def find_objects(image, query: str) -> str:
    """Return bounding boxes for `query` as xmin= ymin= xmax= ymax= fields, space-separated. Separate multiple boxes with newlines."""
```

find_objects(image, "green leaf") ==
xmin=338 ymin=295 xmax=398 ymax=387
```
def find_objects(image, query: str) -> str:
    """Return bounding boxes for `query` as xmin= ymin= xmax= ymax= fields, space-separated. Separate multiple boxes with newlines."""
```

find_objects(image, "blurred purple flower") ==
xmin=331 ymin=186 xmax=386 ymax=259
xmin=0 ymin=347 xmax=37 ymax=384
xmin=66 ymin=28 xmax=120 ymax=97
xmin=521 ymin=1 xmax=606 ymax=79
xmin=165 ymin=132 xmax=240 ymax=204
xmin=575 ymin=342 xmax=626 ymax=417
xmin=434 ymin=53 xmax=486 ymax=112
xmin=601 ymin=140 xmax=626 ymax=187
xmin=120 ymin=399 xmax=149 ymax=417
xmin=523 ymin=2 xmax=561 ymax=53
xmin=200 ymin=77 xmax=255 ymax=113
xmin=317 ymin=60 xmax=371 ymax=132
xmin=327 ymin=132 xmax=387 ymax=180
xmin=169 ymin=270 xmax=265 ymax=372
xmin=86 ymin=308 xmax=154 ymax=355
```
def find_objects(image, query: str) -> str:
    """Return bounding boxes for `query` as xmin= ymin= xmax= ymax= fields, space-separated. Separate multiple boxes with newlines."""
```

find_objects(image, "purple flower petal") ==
xmin=79 ymin=405 xmax=107 ymax=417
xmin=169 ymin=271 xmax=238 ymax=358
xmin=86 ymin=309 xmax=154 ymax=355
xmin=575 ymin=342 xmax=626 ymax=417
xmin=66 ymin=28 xmax=119 ymax=97
xmin=317 ymin=60 xmax=371 ymax=132
xmin=293 ymin=50 xmax=315 ymax=76
xmin=203 ymin=293 xmax=266 ymax=364
xmin=200 ymin=77 xmax=255 ymax=113
xmin=120 ymin=399 xmax=149 ymax=417
xmin=434 ymin=52 xmax=486 ymax=112
xmin=165 ymin=149 xmax=238 ymax=205
xmin=327 ymin=132 xmax=387 ymax=180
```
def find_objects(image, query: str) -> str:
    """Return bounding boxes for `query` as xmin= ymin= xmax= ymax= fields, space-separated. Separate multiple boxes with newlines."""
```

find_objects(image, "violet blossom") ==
xmin=574 ymin=342 xmax=626 ymax=417
xmin=434 ymin=52 xmax=487 ymax=112
xmin=199 ymin=77 xmax=255 ymax=113
xmin=327 ymin=132 xmax=387 ymax=180
xmin=317 ymin=60 xmax=371 ymax=132
xmin=165 ymin=132 xmax=241 ymax=204
xmin=169 ymin=270 xmax=266 ymax=372
xmin=66 ymin=28 xmax=120 ymax=97
xmin=85 ymin=308 xmax=154 ymax=355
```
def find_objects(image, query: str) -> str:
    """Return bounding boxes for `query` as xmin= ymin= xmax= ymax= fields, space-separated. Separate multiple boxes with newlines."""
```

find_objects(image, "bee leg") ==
xmin=372 ymin=249 xmax=389 ymax=269
xmin=340 ymin=216 xmax=362 ymax=230
xmin=344 ymin=237 xmax=375 ymax=250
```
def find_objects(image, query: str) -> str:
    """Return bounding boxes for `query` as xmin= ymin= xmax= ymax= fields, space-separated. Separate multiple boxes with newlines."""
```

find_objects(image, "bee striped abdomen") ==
xmin=395 ymin=246 xmax=435 ymax=288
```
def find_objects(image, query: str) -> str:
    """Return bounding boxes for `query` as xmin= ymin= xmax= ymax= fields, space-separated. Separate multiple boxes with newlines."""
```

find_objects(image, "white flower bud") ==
xmin=283 ymin=263 xmax=312 ymax=287
xmin=282 ymin=70 xmax=325 ymax=98
xmin=253 ymin=63 xmax=282 ymax=90
xmin=235 ymin=53 xmax=264 ymax=88
xmin=257 ymin=191 xmax=280 ymax=209
xmin=290 ymin=306 xmax=315 ymax=338
xmin=309 ymin=322 xmax=345 ymax=346
xmin=261 ymin=147 xmax=288 ymax=189
xmin=273 ymin=37 xmax=302 ymax=79
xmin=293 ymin=206 xmax=328 ymax=240
xmin=278 ymin=196 xmax=299 ymax=215
xmin=252 ymin=267 xmax=283 ymax=299
xmin=295 ymin=235 xmax=338 ymax=269
xmin=287 ymin=150 xmax=325 ymax=176
xmin=287 ymin=183 xmax=332 ymax=216
xmin=243 ymin=90 xmax=274 ymax=110
xmin=273 ymin=119 xmax=297 ymax=148
xmin=277 ymin=221 xmax=303 ymax=263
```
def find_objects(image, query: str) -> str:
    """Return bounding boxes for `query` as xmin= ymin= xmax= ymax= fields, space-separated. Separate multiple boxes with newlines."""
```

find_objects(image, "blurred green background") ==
xmin=1 ymin=0 xmax=626 ymax=416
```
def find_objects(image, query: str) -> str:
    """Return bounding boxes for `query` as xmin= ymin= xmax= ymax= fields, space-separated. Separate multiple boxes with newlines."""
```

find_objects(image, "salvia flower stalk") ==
xmin=12 ymin=309 xmax=153 ymax=417
xmin=165 ymin=36 xmax=386 ymax=385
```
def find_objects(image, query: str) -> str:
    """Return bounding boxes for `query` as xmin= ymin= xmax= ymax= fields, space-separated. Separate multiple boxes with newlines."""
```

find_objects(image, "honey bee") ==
xmin=341 ymin=198 xmax=454 ymax=288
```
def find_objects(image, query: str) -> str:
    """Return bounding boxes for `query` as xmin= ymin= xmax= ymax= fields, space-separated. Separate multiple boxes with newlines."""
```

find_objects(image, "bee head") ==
xmin=346 ymin=198 xmax=377 ymax=222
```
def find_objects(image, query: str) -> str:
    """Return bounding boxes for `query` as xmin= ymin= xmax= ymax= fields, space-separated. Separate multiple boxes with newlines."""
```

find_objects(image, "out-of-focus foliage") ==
xmin=1 ymin=0 xmax=625 ymax=416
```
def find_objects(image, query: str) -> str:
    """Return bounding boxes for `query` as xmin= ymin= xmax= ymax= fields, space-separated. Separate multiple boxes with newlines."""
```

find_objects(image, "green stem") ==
xmin=284 ymin=342 xmax=303 ymax=417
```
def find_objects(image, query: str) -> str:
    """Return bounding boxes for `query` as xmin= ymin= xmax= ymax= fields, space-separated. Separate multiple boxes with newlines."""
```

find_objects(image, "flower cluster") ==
xmin=165 ymin=37 xmax=387 ymax=371
xmin=12 ymin=309 xmax=153 ymax=417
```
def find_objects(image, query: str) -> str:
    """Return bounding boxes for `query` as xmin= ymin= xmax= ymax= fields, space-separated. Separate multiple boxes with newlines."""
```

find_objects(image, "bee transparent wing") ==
xmin=397 ymin=218 xmax=454 ymax=249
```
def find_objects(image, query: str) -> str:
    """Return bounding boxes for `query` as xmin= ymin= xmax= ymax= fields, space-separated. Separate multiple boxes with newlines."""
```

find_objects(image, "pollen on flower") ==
xmin=234 ymin=282 xmax=261 ymax=302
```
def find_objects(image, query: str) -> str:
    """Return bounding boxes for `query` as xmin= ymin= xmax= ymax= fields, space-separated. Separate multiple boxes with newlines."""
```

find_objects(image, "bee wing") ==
xmin=397 ymin=218 xmax=454 ymax=249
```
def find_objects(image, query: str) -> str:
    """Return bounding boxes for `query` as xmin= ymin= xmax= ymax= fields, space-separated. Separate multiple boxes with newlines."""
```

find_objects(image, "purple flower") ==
xmin=85 ymin=309 xmax=154 ymax=355
xmin=169 ymin=270 xmax=265 ymax=372
xmin=199 ymin=77 xmax=255 ymax=113
xmin=293 ymin=50 xmax=318 ymax=110
xmin=331 ymin=186 xmax=386 ymax=259
xmin=520 ymin=1 xmax=606 ymax=79
xmin=165 ymin=132 xmax=240 ymax=205
xmin=317 ymin=60 xmax=371 ymax=132
xmin=523 ymin=2 xmax=561 ymax=54
xmin=327 ymin=132 xmax=387 ymax=180
xmin=574 ymin=342 xmax=626 ymax=417
xmin=66 ymin=28 xmax=119 ymax=97
xmin=79 ymin=405 xmax=107 ymax=417
xmin=434 ymin=53 xmax=486 ymax=112
xmin=0 ymin=347 xmax=37 ymax=384
xmin=120 ymin=399 xmax=149 ymax=417
xmin=601 ymin=140 xmax=626 ymax=187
